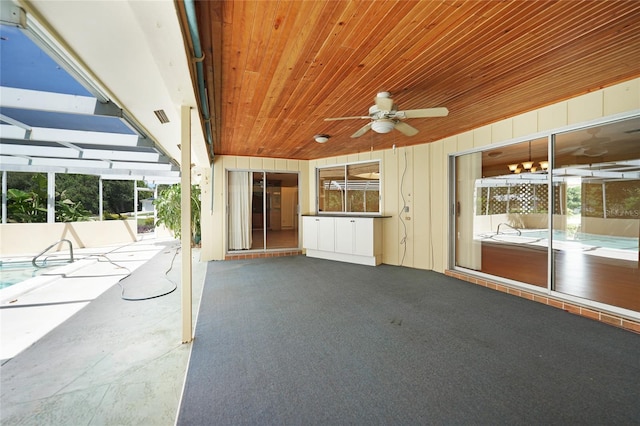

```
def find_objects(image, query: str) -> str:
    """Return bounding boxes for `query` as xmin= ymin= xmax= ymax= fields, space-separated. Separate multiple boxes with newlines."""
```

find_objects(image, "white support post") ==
xmin=47 ymin=172 xmax=55 ymax=223
xmin=181 ymin=105 xmax=193 ymax=343
xmin=134 ymin=180 xmax=139 ymax=236
xmin=153 ymin=185 xmax=158 ymax=238
xmin=2 ymin=171 xmax=7 ymax=224
xmin=99 ymin=178 xmax=103 ymax=221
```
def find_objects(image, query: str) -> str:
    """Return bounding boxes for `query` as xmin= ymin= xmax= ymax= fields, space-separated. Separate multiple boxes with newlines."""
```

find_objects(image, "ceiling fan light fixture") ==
xmin=314 ymin=134 xmax=330 ymax=143
xmin=371 ymin=119 xmax=395 ymax=134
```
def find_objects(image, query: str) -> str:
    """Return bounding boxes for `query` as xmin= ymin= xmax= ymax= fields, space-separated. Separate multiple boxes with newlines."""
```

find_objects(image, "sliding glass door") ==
xmin=228 ymin=170 xmax=299 ymax=252
xmin=454 ymin=138 xmax=549 ymax=288
xmin=453 ymin=115 xmax=640 ymax=313
xmin=552 ymin=120 xmax=640 ymax=311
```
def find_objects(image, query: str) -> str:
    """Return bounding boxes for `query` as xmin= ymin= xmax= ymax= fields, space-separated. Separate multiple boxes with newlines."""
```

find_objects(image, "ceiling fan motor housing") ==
xmin=371 ymin=119 xmax=396 ymax=133
xmin=369 ymin=104 xmax=398 ymax=118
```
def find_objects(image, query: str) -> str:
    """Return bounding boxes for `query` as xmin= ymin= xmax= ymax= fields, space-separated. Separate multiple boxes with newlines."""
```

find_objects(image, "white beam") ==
xmin=29 ymin=127 xmax=140 ymax=147
xmin=0 ymin=87 xmax=98 ymax=114
xmin=2 ymin=171 xmax=6 ymax=224
xmin=180 ymin=105 xmax=192 ymax=344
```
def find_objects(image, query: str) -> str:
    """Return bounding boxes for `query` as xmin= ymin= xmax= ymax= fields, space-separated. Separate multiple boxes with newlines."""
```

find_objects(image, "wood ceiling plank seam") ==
xmin=312 ymin=1 xmax=440 ymax=113
xmin=432 ymin=58 xmax=640 ymax=140
xmin=394 ymin=0 xmax=515 ymax=65
xmin=318 ymin=1 xmax=492 ymax=116
xmin=284 ymin=1 xmax=368 ymax=110
xmin=249 ymin=1 xmax=321 ymax=118
xmin=319 ymin=1 xmax=499 ymax=113
xmin=283 ymin=4 xmax=402 ymax=121
xmin=486 ymin=24 xmax=640 ymax=94
xmin=261 ymin=2 xmax=351 ymax=126
xmin=422 ymin=17 xmax=640 ymax=111
xmin=392 ymin=2 xmax=547 ymax=88
xmin=314 ymin=0 xmax=371 ymax=52
xmin=370 ymin=1 xmax=635 ymax=102
xmin=232 ymin=1 xmax=301 ymax=149
xmin=373 ymin=3 xmax=568 ymax=104
xmin=226 ymin=2 xmax=291 ymax=155
xmin=202 ymin=0 xmax=629 ymax=160
xmin=338 ymin=0 xmax=417 ymax=50
xmin=244 ymin=0 xmax=277 ymax=73
xmin=220 ymin=0 xmax=253 ymax=150
xmin=234 ymin=1 xmax=275 ymax=151
xmin=245 ymin=2 xmax=324 ymax=146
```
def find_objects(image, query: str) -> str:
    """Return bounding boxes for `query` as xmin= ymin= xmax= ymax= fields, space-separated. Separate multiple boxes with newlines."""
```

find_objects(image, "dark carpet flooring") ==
xmin=178 ymin=256 xmax=640 ymax=425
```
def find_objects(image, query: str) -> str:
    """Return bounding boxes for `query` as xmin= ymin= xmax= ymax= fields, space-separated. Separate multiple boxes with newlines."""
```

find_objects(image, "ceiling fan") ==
xmin=324 ymin=92 xmax=449 ymax=138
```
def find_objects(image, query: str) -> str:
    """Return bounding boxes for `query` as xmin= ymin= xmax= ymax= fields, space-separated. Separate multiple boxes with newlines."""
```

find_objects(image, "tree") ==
xmin=6 ymin=174 xmax=91 ymax=223
xmin=154 ymin=184 xmax=201 ymax=246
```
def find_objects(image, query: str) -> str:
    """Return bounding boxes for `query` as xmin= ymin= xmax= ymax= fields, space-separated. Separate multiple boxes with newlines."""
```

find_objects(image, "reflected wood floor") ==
xmin=250 ymin=229 xmax=298 ymax=250
xmin=481 ymin=242 xmax=640 ymax=312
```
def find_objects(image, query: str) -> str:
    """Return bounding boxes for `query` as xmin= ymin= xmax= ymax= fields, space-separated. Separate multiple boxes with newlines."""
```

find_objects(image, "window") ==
xmin=317 ymin=161 xmax=380 ymax=214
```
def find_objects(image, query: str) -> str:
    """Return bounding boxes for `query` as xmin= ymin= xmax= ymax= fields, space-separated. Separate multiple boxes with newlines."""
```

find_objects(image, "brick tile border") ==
xmin=445 ymin=269 xmax=640 ymax=335
xmin=225 ymin=250 xmax=302 ymax=261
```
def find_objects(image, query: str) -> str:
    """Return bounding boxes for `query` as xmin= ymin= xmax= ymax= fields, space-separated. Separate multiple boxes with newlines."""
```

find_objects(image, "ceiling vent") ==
xmin=154 ymin=109 xmax=170 ymax=124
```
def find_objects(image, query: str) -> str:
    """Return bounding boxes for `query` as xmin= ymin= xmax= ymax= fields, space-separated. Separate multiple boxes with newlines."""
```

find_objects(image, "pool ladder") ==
xmin=32 ymin=239 xmax=74 ymax=268
xmin=496 ymin=223 xmax=521 ymax=236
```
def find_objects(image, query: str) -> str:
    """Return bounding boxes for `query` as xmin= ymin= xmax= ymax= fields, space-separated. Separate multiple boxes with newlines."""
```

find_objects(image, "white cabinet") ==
xmin=303 ymin=216 xmax=383 ymax=266
xmin=302 ymin=216 xmax=334 ymax=251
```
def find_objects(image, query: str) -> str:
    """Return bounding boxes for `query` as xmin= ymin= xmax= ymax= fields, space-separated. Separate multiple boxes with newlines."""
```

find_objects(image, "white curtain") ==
xmin=228 ymin=171 xmax=253 ymax=250
xmin=456 ymin=152 xmax=482 ymax=269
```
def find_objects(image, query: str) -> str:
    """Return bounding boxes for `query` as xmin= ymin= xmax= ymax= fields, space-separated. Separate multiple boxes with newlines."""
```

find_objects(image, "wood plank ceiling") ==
xmin=193 ymin=0 xmax=640 ymax=161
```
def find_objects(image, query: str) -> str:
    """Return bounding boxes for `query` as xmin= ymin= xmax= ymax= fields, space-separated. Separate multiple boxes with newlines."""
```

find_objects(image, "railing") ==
xmin=32 ymin=239 xmax=74 ymax=268
xmin=496 ymin=223 xmax=521 ymax=236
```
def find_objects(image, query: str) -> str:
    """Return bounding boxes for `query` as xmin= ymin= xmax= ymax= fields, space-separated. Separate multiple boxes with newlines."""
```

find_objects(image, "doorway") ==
xmin=228 ymin=170 xmax=299 ymax=252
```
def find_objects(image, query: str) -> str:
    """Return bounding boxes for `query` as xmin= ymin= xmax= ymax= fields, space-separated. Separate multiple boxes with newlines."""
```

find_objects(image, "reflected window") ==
xmin=317 ymin=161 xmax=380 ymax=214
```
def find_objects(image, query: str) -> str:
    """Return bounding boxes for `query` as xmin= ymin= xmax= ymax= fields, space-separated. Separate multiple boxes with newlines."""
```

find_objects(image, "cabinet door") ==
xmin=302 ymin=217 xmax=318 ymax=249
xmin=353 ymin=218 xmax=374 ymax=256
xmin=334 ymin=218 xmax=355 ymax=254
xmin=317 ymin=217 xmax=335 ymax=252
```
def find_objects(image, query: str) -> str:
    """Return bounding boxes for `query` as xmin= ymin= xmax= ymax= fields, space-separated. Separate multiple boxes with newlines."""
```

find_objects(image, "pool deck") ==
xmin=0 ymin=237 xmax=205 ymax=425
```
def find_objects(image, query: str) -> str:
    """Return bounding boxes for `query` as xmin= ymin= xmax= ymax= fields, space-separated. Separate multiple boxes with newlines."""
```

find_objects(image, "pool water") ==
xmin=520 ymin=229 xmax=639 ymax=251
xmin=0 ymin=260 xmax=71 ymax=289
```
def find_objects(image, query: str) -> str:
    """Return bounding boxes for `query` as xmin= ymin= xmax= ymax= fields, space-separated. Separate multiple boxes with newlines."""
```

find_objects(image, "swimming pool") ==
xmin=479 ymin=229 xmax=638 ymax=252
xmin=0 ymin=260 xmax=72 ymax=289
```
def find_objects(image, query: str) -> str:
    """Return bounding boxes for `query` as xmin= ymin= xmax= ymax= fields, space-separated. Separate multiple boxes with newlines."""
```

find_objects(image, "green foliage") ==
xmin=103 ymin=180 xmax=135 ymax=214
xmin=154 ymin=184 xmax=201 ymax=245
xmin=6 ymin=188 xmax=47 ymax=223
xmin=56 ymin=174 xmax=100 ymax=213
xmin=6 ymin=175 xmax=92 ymax=223
xmin=566 ymin=185 xmax=581 ymax=214
xmin=56 ymin=191 xmax=92 ymax=222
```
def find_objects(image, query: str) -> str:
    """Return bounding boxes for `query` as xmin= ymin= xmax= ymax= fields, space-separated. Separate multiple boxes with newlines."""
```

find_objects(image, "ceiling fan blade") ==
xmin=398 ymin=107 xmax=449 ymax=118
xmin=394 ymin=121 xmax=419 ymax=137
xmin=351 ymin=123 xmax=372 ymax=138
xmin=374 ymin=95 xmax=394 ymax=111
xmin=324 ymin=116 xmax=370 ymax=121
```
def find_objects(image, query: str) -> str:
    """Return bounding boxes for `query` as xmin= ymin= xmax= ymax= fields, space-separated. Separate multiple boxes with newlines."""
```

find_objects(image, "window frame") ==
xmin=315 ymin=160 xmax=382 ymax=215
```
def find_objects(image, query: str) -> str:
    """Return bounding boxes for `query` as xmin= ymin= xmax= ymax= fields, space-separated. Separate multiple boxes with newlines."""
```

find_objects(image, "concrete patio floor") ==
xmin=0 ymin=238 xmax=205 ymax=425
